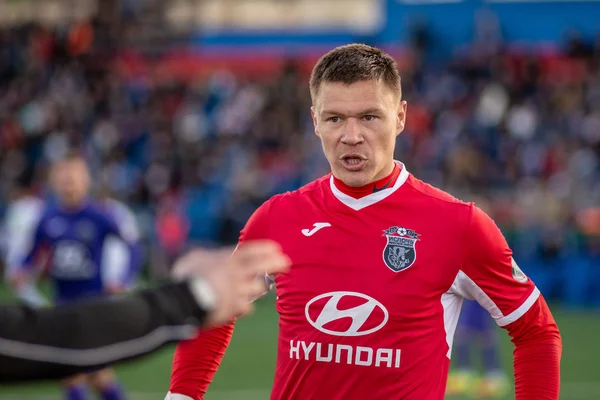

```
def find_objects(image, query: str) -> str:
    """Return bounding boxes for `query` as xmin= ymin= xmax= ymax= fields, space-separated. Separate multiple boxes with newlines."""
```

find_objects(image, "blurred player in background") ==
xmin=3 ymin=181 xmax=142 ymax=306
xmin=446 ymin=299 xmax=510 ymax=398
xmin=2 ymin=166 xmax=46 ymax=306
xmin=166 ymin=44 xmax=561 ymax=400
xmin=7 ymin=152 xmax=140 ymax=400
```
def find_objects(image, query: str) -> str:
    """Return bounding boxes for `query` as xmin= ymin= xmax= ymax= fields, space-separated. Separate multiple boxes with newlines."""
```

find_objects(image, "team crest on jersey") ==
xmin=382 ymin=226 xmax=420 ymax=272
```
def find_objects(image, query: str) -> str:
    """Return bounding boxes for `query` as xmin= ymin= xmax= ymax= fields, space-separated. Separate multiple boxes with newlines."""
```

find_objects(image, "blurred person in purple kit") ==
xmin=8 ymin=151 xmax=139 ymax=400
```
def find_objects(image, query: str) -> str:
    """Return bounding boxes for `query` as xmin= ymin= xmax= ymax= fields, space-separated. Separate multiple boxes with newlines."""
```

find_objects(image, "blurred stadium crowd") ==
xmin=0 ymin=18 xmax=599 ymax=306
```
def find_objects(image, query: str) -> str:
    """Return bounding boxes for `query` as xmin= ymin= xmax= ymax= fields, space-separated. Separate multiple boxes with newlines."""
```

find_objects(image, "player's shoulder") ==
xmin=405 ymin=174 xmax=474 ymax=214
xmin=38 ymin=202 xmax=60 ymax=220
xmin=31 ymin=203 xmax=63 ymax=235
xmin=102 ymin=198 xmax=133 ymax=218
xmin=404 ymin=174 xmax=503 ymax=237
xmin=264 ymin=175 xmax=329 ymax=210
xmin=84 ymin=201 xmax=119 ymax=222
xmin=102 ymin=197 xmax=122 ymax=210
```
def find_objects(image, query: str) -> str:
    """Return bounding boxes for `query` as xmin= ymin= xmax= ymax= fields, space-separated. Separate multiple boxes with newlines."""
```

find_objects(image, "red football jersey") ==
xmin=237 ymin=162 xmax=539 ymax=400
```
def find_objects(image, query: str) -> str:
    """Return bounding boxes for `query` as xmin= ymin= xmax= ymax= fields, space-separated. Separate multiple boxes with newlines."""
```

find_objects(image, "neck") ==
xmin=59 ymin=198 xmax=88 ymax=212
xmin=332 ymin=162 xmax=400 ymax=199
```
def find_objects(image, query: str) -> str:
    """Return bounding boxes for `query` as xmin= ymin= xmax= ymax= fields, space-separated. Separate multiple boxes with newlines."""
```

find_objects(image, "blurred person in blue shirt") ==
xmin=7 ymin=151 xmax=139 ymax=400
xmin=2 ymin=165 xmax=46 ymax=306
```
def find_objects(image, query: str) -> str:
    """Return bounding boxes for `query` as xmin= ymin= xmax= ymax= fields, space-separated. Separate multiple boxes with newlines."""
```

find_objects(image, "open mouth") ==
xmin=340 ymin=155 xmax=367 ymax=170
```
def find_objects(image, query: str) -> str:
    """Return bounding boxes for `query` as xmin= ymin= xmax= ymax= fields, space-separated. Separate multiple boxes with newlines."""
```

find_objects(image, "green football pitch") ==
xmin=0 ymin=293 xmax=598 ymax=400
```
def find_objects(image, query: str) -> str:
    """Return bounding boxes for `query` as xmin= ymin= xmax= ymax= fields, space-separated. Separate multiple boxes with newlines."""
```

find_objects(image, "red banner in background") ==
xmin=113 ymin=47 xmax=590 ymax=87
xmin=113 ymin=48 xmax=415 ymax=83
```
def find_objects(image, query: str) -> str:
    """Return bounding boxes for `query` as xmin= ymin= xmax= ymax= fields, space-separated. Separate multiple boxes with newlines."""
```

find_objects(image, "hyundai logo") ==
xmin=305 ymin=291 xmax=389 ymax=337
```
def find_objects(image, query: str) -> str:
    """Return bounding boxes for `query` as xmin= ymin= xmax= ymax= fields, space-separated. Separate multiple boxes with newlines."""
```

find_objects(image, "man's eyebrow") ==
xmin=320 ymin=107 xmax=384 ymax=116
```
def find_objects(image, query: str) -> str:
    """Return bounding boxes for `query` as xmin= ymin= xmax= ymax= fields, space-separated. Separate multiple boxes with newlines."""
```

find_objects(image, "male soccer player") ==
xmin=3 ymin=179 xmax=141 ymax=308
xmin=9 ymin=153 xmax=139 ymax=400
xmin=166 ymin=44 xmax=562 ymax=400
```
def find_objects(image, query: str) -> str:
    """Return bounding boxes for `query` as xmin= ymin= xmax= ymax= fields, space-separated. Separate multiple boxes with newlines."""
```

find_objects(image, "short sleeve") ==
xmin=452 ymin=205 xmax=540 ymax=327
xmin=112 ymin=203 xmax=140 ymax=242
xmin=103 ymin=211 xmax=137 ymax=244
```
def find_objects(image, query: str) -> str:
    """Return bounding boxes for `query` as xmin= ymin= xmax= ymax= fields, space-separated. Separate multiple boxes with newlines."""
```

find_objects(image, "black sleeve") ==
xmin=0 ymin=281 xmax=208 ymax=384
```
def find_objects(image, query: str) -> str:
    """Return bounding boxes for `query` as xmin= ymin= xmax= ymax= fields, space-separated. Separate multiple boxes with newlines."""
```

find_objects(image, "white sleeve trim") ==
xmin=0 ymin=325 xmax=197 ymax=366
xmin=452 ymin=270 xmax=540 ymax=327
xmin=452 ymin=270 xmax=503 ymax=319
xmin=496 ymin=287 xmax=540 ymax=327
xmin=441 ymin=290 xmax=463 ymax=358
xmin=164 ymin=392 xmax=194 ymax=400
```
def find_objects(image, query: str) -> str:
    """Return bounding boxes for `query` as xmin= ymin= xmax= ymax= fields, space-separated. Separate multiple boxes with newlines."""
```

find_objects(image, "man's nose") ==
xmin=341 ymin=118 xmax=363 ymax=145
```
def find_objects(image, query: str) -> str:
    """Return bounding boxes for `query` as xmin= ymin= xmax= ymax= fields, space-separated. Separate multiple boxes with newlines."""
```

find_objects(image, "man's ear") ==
xmin=396 ymin=100 xmax=408 ymax=137
xmin=311 ymin=106 xmax=320 ymax=137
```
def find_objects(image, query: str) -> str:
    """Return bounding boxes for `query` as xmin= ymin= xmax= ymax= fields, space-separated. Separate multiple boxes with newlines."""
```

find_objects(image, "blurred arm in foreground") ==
xmin=0 ymin=240 xmax=289 ymax=384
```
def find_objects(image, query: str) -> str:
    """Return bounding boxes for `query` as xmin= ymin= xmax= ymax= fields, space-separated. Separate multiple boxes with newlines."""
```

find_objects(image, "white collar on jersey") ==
xmin=329 ymin=160 xmax=410 ymax=211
